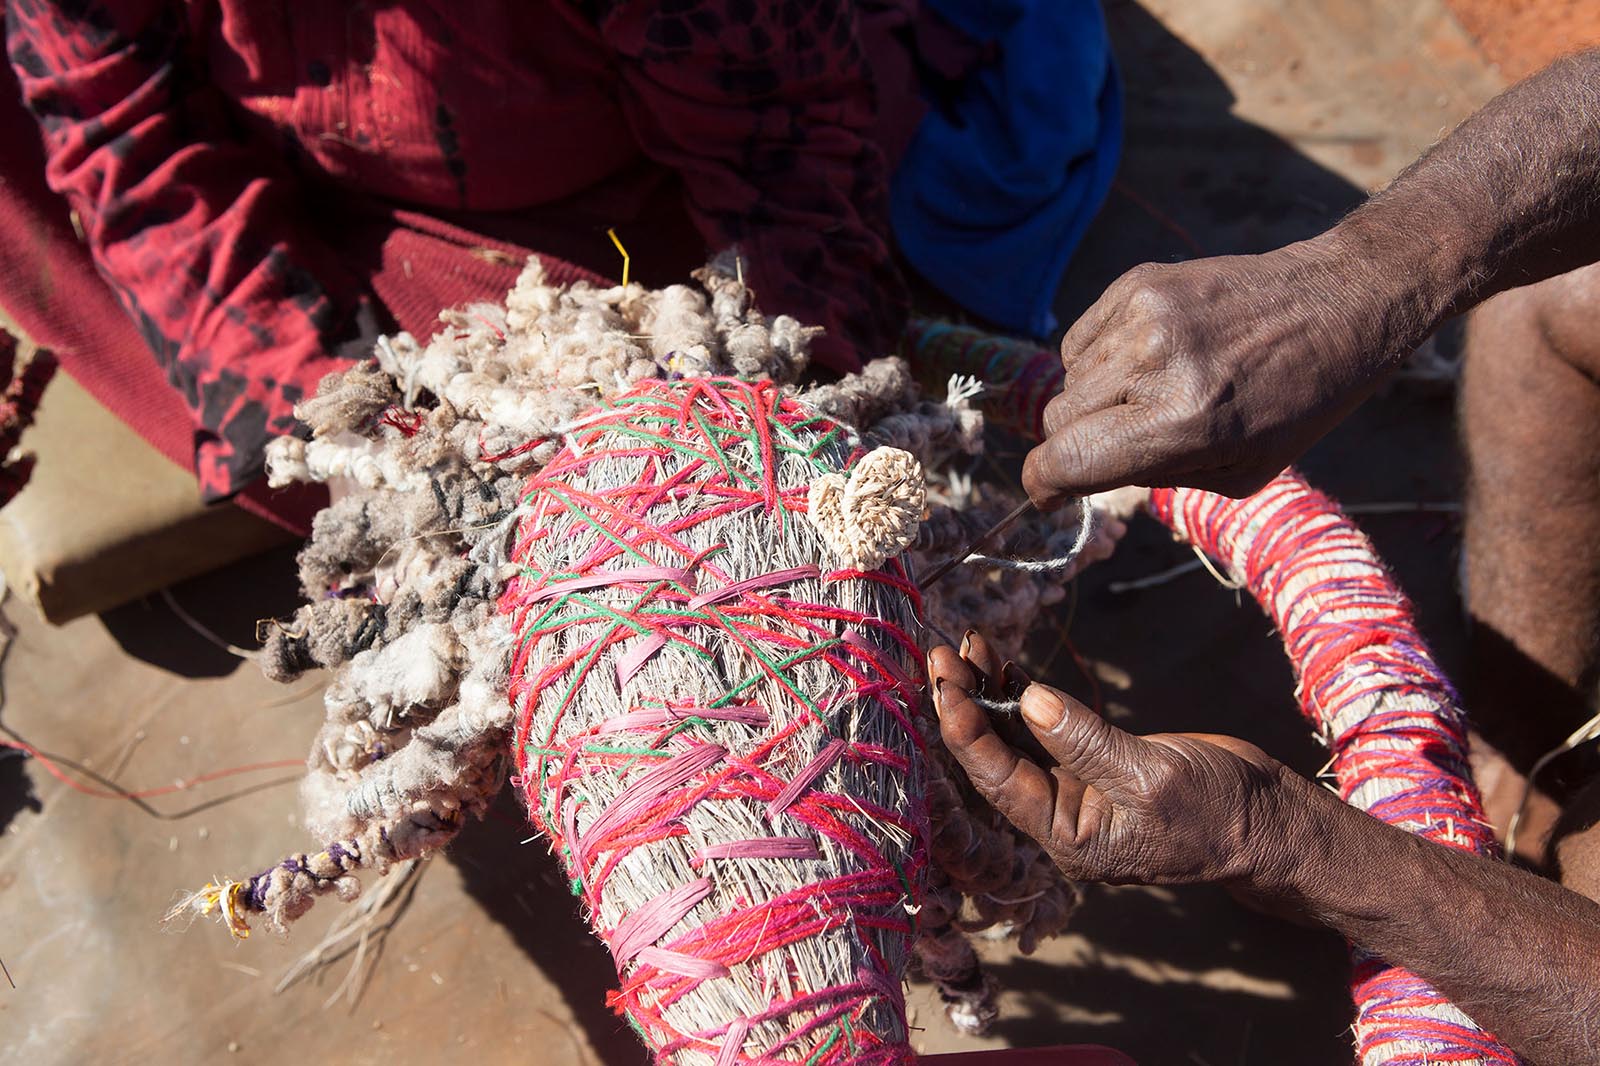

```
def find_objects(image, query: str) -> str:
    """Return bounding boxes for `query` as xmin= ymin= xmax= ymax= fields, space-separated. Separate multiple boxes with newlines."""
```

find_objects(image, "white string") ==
xmin=965 ymin=496 xmax=1094 ymax=575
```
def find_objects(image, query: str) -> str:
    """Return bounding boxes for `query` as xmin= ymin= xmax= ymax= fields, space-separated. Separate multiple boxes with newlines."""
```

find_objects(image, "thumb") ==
xmin=1017 ymin=682 xmax=1143 ymax=787
xmin=1022 ymin=406 xmax=1157 ymax=508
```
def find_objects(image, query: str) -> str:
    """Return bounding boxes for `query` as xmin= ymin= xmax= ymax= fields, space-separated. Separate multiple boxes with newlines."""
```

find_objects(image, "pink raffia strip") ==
xmin=714 ymin=1018 xmax=751 ymax=1066
xmin=524 ymin=566 xmax=690 ymax=604
xmin=579 ymin=744 xmax=728 ymax=861
xmin=596 ymin=704 xmax=770 ymax=735
xmin=693 ymin=836 xmax=822 ymax=864
xmin=610 ymin=877 xmax=715 ymax=964
xmin=615 ymin=633 xmax=670 ymax=687
xmin=635 ymin=945 xmax=731 ymax=981
xmin=688 ymin=566 xmax=819 ymax=610
xmin=765 ymin=738 xmax=848 ymax=821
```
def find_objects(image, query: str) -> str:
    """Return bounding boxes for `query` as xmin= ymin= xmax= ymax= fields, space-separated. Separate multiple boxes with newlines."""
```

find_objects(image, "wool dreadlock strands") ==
xmin=800 ymin=358 xmax=920 ymax=430
xmin=265 ymin=432 xmax=431 ymax=491
xmin=504 ymin=376 xmax=927 ymax=1066
xmin=1151 ymin=473 xmax=1518 ymax=1066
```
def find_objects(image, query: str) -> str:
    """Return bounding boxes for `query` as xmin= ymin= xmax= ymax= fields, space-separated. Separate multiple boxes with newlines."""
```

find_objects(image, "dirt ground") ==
xmin=1445 ymin=0 xmax=1600 ymax=80
xmin=0 ymin=2 xmax=1576 ymax=1064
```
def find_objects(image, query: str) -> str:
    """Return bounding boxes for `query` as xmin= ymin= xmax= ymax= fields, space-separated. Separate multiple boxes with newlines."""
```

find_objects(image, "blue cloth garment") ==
xmin=891 ymin=0 xmax=1122 ymax=337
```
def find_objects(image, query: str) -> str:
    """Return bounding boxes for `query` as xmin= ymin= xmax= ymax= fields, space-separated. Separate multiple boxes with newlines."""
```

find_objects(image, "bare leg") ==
xmin=1552 ymin=778 xmax=1600 ymax=901
xmin=1461 ymin=263 xmax=1600 ymax=784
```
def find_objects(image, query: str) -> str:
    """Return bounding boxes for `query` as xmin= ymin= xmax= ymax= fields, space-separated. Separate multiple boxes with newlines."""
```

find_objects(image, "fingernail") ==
xmin=932 ymin=677 xmax=946 ymax=717
xmin=1002 ymin=661 xmax=1032 ymax=699
xmin=960 ymin=630 xmax=977 ymax=659
xmin=1020 ymin=685 xmax=1064 ymax=731
xmin=925 ymin=649 xmax=937 ymax=683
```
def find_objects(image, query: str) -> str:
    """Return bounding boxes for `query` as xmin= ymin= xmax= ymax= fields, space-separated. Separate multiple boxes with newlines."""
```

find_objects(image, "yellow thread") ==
xmin=606 ymin=227 xmax=631 ymax=289
xmin=192 ymin=879 xmax=253 ymax=939
xmin=221 ymin=881 xmax=252 ymax=939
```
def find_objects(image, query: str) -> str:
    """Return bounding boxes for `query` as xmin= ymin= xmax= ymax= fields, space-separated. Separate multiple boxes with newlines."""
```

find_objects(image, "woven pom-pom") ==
xmin=806 ymin=445 xmax=925 ymax=571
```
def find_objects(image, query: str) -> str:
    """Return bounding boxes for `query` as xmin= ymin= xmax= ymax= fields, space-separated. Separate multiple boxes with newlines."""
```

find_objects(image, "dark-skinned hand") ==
xmin=1023 ymin=232 xmax=1434 ymax=508
xmin=929 ymin=632 xmax=1305 ymax=888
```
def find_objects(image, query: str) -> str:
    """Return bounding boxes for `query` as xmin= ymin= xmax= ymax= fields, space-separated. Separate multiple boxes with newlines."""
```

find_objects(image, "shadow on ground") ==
xmin=448 ymin=788 xmax=650 ymax=1066
xmin=97 ymin=543 xmax=305 ymax=679
xmin=1056 ymin=0 xmax=1368 ymax=320
xmin=0 ymin=750 xmax=40 ymax=834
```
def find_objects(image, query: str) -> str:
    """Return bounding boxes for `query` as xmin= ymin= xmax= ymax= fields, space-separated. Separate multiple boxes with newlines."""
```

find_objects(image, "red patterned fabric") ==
xmin=3 ymin=0 xmax=916 ymax=503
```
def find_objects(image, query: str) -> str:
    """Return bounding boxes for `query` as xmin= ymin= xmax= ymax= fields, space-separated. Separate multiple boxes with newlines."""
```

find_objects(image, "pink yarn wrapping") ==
xmin=1151 ymin=473 xmax=1519 ymax=1066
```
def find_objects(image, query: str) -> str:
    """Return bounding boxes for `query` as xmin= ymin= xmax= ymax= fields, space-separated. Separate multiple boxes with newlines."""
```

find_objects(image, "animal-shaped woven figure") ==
xmin=172 ymin=257 xmax=1102 ymax=1054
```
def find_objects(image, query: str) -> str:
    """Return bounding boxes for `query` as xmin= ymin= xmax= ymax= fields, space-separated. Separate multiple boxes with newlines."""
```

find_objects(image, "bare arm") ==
xmin=930 ymin=634 xmax=1600 ymax=1064
xmin=1280 ymin=782 xmax=1600 ymax=1061
xmin=1024 ymin=48 xmax=1600 ymax=505
xmin=1350 ymin=47 xmax=1600 ymax=312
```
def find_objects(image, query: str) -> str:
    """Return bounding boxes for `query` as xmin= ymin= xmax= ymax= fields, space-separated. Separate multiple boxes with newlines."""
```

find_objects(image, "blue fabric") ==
xmin=891 ymin=0 xmax=1122 ymax=338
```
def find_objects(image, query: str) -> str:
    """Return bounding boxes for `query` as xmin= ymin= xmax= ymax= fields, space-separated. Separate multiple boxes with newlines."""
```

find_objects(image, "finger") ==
xmin=1154 ymin=731 xmax=1277 ymax=769
xmin=1039 ymin=349 xmax=1133 ymax=440
xmin=993 ymin=660 xmax=1055 ymax=766
xmin=1023 ymin=406 xmax=1167 ymax=509
xmin=1057 ymin=293 xmax=1118 ymax=373
xmin=959 ymin=630 xmax=1004 ymax=700
xmin=944 ymin=635 xmax=1049 ymax=763
xmin=1017 ymin=681 xmax=1144 ymax=787
xmin=1001 ymin=660 xmax=1032 ymax=700
xmin=1049 ymin=767 xmax=1113 ymax=852
xmin=935 ymin=678 xmax=1060 ymax=846
xmin=928 ymin=643 xmax=976 ymax=704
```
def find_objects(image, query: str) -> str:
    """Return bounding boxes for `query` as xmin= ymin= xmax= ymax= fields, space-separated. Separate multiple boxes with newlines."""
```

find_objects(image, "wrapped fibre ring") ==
xmin=1152 ymin=475 xmax=1518 ymax=1066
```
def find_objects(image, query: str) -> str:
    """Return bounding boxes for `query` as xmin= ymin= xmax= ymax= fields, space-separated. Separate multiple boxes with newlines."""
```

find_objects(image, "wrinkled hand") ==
xmin=1024 ymin=233 xmax=1429 ymax=507
xmin=929 ymin=632 xmax=1303 ymax=888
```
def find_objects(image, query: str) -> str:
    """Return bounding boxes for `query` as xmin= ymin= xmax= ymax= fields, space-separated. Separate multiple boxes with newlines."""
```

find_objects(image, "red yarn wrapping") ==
xmin=500 ymin=377 xmax=926 ymax=1065
xmin=1151 ymin=473 xmax=1518 ymax=1066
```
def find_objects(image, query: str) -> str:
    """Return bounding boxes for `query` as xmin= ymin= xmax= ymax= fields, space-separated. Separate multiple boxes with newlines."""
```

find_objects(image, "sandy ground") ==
xmin=0 ymin=2 xmax=1558 ymax=1064
xmin=1446 ymin=0 xmax=1600 ymax=80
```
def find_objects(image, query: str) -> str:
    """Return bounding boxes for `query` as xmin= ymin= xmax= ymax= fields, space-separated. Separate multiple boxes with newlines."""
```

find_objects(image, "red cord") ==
xmin=0 ymin=735 xmax=301 ymax=801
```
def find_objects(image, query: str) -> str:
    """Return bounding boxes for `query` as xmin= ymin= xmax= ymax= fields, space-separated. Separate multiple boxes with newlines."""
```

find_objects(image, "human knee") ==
xmin=1472 ymin=263 xmax=1600 ymax=380
xmin=1551 ymin=775 xmax=1600 ymax=902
